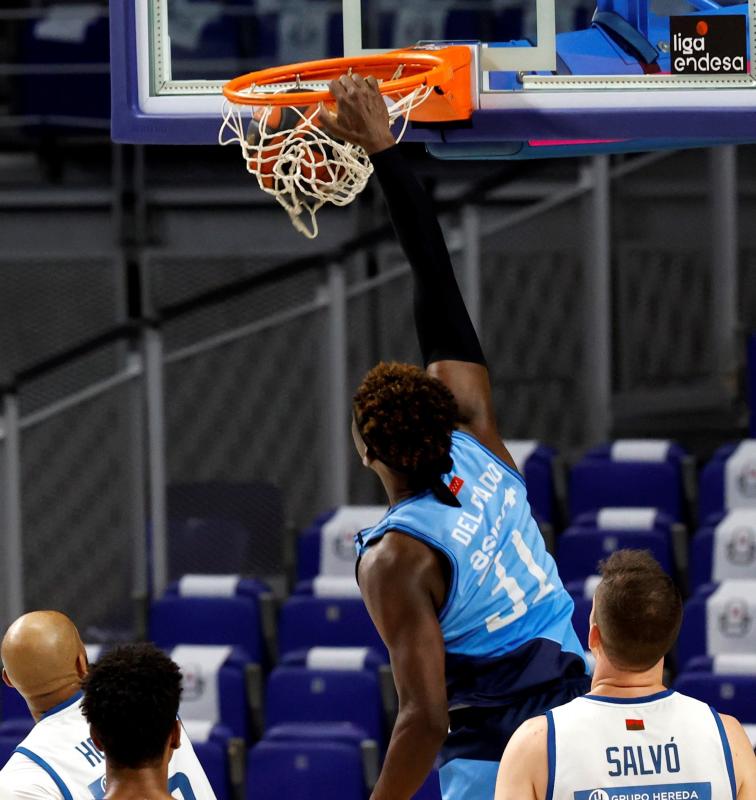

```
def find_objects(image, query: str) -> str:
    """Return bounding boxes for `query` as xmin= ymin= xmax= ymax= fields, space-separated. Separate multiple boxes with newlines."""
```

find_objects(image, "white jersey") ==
xmin=0 ymin=693 xmax=216 ymax=800
xmin=548 ymin=689 xmax=735 ymax=800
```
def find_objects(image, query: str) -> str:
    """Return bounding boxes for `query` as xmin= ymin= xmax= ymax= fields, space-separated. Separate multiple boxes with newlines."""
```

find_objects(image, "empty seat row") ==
xmin=566 ymin=438 xmax=755 ymax=523
xmin=301 ymin=503 xmax=755 ymax=596
xmin=248 ymin=738 xmax=440 ymax=800
xmin=158 ymin=441 xmax=755 ymax=593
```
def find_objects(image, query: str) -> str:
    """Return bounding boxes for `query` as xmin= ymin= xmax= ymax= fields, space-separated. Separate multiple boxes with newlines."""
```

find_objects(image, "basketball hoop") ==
xmin=219 ymin=46 xmax=473 ymax=238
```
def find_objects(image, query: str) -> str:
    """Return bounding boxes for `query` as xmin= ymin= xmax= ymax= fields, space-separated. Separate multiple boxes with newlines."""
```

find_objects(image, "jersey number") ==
xmin=484 ymin=530 xmax=555 ymax=633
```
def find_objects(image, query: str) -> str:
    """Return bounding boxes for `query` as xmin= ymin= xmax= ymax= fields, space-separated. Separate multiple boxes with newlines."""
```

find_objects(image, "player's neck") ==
xmin=375 ymin=467 xmax=416 ymax=507
xmin=29 ymin=681 xmax=82 ymax=722
xmin=387 ymin=485 xmax=417 ymax=507
xmin=590 ymin=657 xmax=667 ymax=699
xmin=104 ymin=763 xmax=171 ymax=799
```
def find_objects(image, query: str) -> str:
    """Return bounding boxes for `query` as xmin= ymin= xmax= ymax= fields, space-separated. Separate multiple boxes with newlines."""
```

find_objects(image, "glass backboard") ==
xmin=111 ymin=0 xmax=756 ymax=152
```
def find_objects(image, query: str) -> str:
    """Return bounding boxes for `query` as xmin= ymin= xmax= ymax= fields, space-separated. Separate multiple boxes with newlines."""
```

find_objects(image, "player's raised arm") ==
xmin=320 ymin=76 xmax=514 ymax=468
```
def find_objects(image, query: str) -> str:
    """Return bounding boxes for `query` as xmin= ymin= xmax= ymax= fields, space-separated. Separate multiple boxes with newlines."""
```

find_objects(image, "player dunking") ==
xmin=319 ymin=77 xmax=591 ymax=800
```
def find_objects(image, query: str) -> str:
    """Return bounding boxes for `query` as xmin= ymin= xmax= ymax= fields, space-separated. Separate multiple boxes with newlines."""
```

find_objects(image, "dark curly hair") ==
xmin=353 ymin=362 xmax=461 ymax=503
xmin=81 ymin=643 xmax=181 ymax=769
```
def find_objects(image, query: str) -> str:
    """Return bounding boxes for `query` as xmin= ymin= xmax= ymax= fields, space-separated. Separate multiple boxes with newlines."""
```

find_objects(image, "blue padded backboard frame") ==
xmin=111 ymin=0 xmax=756 ymax=146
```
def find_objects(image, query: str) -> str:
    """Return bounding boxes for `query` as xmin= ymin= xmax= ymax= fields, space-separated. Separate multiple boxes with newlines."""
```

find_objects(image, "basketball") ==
xmin=245 ymin=98 xmax=342 ymax=191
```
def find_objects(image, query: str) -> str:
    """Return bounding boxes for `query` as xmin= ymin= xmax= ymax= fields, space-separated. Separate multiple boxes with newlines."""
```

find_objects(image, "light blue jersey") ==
xmin=356 ymin=430 xmax=588 ymax=710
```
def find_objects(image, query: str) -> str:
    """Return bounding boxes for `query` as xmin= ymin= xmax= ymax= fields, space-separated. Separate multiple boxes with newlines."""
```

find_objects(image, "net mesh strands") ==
xmin=219 ymin=83 xmax=431 ymax=238
xmin=218 ymin=46 xmax=475 ymax=237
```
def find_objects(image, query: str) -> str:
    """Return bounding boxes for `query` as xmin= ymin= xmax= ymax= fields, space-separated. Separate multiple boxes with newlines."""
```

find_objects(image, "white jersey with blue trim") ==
xmin=547 ymin=690 xmax=736 ymax=800
xmin=356 ymin=430 xmax=588 ymax=708
xmin=0 ymin=693 xmax=216 ymax=800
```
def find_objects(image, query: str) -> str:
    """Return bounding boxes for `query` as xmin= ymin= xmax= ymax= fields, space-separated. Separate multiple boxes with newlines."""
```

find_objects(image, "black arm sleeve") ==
xmin=370 ymin=145 xmax=486 ymax=368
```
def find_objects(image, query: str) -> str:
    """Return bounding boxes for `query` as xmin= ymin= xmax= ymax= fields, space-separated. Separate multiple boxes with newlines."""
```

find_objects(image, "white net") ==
xmin=219 ymin=83 xmax=432 ymax=238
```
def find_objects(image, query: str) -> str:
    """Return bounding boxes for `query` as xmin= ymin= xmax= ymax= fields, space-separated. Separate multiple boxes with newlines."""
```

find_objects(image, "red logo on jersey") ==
xmin=448 ymin=476 xmax=464 ymax=496
xmin=625 ymin=719 xmax=645 ymax=731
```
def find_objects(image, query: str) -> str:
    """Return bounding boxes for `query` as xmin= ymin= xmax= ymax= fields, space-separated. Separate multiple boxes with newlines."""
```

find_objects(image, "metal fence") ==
xmin=0 ymin=147 xmax=750 ymax=642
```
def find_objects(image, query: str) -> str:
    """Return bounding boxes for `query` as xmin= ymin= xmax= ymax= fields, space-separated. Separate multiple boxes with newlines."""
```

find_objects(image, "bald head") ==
xmin=2 ymin=611 xmax=87 ymax=717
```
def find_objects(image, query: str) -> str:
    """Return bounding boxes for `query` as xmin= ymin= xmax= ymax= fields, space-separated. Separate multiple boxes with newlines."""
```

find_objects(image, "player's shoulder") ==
xmin=519 ymin=714 xmax=549 ymax=737
xmin=719 ymin=712 xmax=754 ymax=752
xmin=509 ymin=714 xmax=549 ymax=752
xmin=718 ymin=713 xmax=756 ymax=794
xmin=0 ymin=752 xmax=60 ymax=799
xmin=361 ymin=529 xmax=438 ymax=576
xmin=359 ymin=533 xmax=443 ymax=612
xmin=499 ymin=714 xmax=549 ymax=790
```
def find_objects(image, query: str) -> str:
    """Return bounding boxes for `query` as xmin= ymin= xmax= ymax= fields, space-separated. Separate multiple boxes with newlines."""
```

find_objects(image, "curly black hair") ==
xmin=353 ymin=361 xmax=460 ymax=494
xmin=81 ymin=643 xmax=182 ymax=769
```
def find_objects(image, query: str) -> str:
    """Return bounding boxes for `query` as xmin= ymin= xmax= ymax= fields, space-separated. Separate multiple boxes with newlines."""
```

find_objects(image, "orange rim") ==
xmin=222 ymin=50 xmax=453 ymax=107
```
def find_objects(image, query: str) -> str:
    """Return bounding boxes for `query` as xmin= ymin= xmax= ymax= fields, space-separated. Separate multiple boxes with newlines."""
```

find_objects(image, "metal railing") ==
xmin=0 ymin=145 xmax=744 ymax=639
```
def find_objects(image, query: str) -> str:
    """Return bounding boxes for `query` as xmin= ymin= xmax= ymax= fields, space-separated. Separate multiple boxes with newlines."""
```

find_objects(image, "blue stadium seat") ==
xmin=690 ymin=510 xmax=756 ymax=590
xmin=278 ymin=596 xmax=387 ymax=657
xmin=0 ymin=734 xmax=20 ymax=769
xmin=293 ymin=576 xmax=362 ymax=597
xmin=506 ymin=440 xmax=560 ymax=525
xmin=569 ymin=440 xmax=688 ymax=520
xmin=558 ymin=508 xmax=674 ymax=583
xmin=0 ymin=684 xmax=32 ymax=725
xmin=565 ymin=575 xmax=602 ymax=600
xmin=297 ymin=506 xmax=386 ymax=582
xmin=182 ymin=722 xmax=236 ymax=800
xmin=677 ymin=581 xmax=756 ymax=670
xmin=263 ymin=720 xmax=381 ymax=793
xmin=699 ymin=441 xmax=756 ymax=522
xmin=571 ymin=596 xmax=593 ymax=649
xmin=567 ymin=584 xmax=599 ymax=670
xmin=280 ymin=646 xmax=388 ymax=671
xmin=679 ymin=654 xmax=756 ymax=674
xmin=150 ymin=576 xmax=269 ymax=664
xmin=0 ymin=718 xmax=33 ymax=739
xmin=674 ymin=673 xmax=756 ymax=722
xmin=172 ymin=645 xmax=250 ymax=740
xmin=265 ymin=666 xmax=384 ymax=745
xmin=246 ymin=740 xmax=366 ymax=799
xmin=297 ymin=510 xmax=334 ymax=581
xmin=264 ymin=721 xmax=367 ymax=748
xmin=677 ymin=585 xmax=715 ymax=669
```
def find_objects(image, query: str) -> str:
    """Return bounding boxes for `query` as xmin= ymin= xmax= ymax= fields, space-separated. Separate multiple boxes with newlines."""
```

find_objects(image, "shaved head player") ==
xmin=0 ymin=611 xmax=215 ymax=799
xmin=495 ymin=550 xmax=756 ymax=800
xmin=319 ymin=78 xmax=590 ymax=800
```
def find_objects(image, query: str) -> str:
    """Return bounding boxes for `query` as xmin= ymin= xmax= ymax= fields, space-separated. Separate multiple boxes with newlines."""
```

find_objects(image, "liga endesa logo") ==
xmin=670 ymin=15 xmax=747 ymax=74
